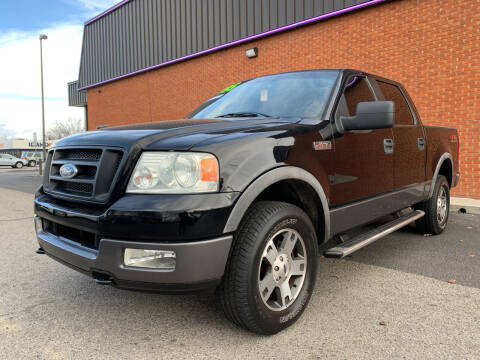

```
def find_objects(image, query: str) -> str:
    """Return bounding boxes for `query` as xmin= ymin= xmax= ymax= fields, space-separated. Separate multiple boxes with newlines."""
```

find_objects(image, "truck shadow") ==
xmin=323 ymin=212 xmax=480 ymax=289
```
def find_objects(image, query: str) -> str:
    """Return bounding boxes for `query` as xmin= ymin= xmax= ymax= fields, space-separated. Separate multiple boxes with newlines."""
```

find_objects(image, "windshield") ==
xmin=189 ymin=70 xmax=339 ymax=120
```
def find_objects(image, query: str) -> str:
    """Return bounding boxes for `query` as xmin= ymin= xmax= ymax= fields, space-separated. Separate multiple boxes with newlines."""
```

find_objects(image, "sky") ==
xmin=0 ymin=0 xmax=120 ymax=139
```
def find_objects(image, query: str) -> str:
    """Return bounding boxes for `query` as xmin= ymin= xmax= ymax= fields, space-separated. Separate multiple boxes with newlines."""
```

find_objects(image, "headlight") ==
xmin=126 ymin=152 xmax=219 ymax=194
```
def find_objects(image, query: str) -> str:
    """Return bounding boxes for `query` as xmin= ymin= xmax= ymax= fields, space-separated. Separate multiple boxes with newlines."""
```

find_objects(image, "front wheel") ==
xmin=219 ymin=201 xmax=318 ymax=334
xmin=15 ymin=162 xmax=23 ymax=169
xmin=415 ymin=175 xmax=450 ymax=235
xmin=28 ymin=160 xmax=36 ymax=167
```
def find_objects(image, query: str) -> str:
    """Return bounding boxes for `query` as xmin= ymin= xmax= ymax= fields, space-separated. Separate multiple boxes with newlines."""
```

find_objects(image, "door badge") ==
xmin=313 ymin=141 xmax=332 ymax=151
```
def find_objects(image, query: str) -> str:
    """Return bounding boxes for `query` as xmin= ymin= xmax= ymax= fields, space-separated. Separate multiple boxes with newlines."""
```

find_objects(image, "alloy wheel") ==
xmin=258 ymin=228 xmax=307 ymax=311
xmin=437 ymin=186 xmax=448 ymax=226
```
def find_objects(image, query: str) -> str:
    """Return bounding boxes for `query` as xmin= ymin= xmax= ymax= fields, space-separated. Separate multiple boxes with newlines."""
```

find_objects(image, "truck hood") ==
xmin=55 ymin=118 xmax=299 ymax=151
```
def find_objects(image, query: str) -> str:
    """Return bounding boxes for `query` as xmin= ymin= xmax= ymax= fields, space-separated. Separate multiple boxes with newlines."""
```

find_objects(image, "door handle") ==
xmin=417 ymin=138 xmax=425 ymax=151
xmin=384 ymin=139 xmax=394 ymax=154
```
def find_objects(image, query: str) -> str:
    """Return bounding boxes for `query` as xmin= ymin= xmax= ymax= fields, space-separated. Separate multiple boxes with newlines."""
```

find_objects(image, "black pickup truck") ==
xmin=34 ymin=69 xmax=460 ymax=334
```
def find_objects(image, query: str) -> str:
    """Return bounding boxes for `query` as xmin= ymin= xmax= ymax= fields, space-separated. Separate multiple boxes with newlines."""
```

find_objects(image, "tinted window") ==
xmin=336 ymin=76 xmax=375 ymax=118
xmin=377 ymin=81 xmax=414 ymax=125
xmin=190 ymin=71 xmax=339 ymax=119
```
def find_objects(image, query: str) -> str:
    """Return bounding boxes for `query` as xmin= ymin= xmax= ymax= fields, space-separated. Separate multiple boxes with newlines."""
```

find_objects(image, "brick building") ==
xmin=68 ymin=0 xmax=479 ymax=198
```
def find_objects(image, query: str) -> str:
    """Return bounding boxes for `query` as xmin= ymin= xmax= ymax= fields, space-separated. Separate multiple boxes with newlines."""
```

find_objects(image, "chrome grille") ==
xmin=43 ymin=147 xmax=124 ymax=204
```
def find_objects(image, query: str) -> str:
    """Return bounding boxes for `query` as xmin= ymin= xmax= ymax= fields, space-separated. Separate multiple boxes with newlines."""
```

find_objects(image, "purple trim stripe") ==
xmin=345 ymin=76 xmax=359 ymax=88
xmin=85 ymin=0 xmax=132 ymax=26
xmin=79 ymin=0 xmax=387 ymax=90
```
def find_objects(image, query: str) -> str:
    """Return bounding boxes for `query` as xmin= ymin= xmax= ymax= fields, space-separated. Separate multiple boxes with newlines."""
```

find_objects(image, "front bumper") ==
xmin=35 ymin=217 xmax=232 ymax=292
xmin=34 ymin=190 xmax=239 ymax=242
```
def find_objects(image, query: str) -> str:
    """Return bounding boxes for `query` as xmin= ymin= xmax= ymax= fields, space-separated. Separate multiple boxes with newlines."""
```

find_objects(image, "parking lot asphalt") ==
xmin=0 ymin=175 xmax=479 ymax=359
xmin=0 ymin=167 xmax=42 ymax=194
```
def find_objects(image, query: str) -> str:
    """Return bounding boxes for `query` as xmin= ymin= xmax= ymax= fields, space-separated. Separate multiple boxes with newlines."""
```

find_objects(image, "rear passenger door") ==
xmin=6 ymin=156 xmax=15 ymax=165
xmin=374 ymin=80 xmax=426 ymax=205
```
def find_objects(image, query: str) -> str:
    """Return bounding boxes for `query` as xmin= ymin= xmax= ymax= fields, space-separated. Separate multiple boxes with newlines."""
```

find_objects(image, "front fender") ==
xmin=223 ymin=166 xmax=330 ymax=242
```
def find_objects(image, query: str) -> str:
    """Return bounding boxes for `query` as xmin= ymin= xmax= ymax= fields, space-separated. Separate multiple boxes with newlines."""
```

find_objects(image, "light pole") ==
xmin=39 ymin=34 xmax=48 ymax=176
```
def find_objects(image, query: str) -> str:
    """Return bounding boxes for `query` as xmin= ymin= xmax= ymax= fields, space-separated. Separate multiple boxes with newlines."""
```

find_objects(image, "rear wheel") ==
xmin=415 ymin=175 xmax=450 ymax=235
xmin=219 ymin=201 xmax=318 ymax=334
xmin=28 ymin=160 xmax=36 ymax=167
xmin=15 ymin=162 xmax=23 ymax=169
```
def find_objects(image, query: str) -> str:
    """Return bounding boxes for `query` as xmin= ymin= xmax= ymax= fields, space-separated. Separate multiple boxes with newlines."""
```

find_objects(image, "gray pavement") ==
xmin=0 ymin=167 xmax=42 ymax=194
xmin=328 ymin=212 xmax=480 ymax=289
xmin=1 ymin=183 xmax=480 ymax=359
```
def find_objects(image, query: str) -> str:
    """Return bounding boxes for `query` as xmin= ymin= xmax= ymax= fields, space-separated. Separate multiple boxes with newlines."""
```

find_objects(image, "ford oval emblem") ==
xmin=59 ymin=164 xmax=78 ymax=179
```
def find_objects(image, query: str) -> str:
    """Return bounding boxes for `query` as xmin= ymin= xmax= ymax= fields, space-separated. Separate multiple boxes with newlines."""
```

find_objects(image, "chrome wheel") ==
xmin=437 ymin=186 xmax=448 ymax=226
xmin=258 ymin=228 xmax=307 ymax=312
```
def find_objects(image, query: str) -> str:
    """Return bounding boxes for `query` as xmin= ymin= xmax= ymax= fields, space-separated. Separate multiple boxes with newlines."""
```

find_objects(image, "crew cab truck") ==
xmin=34 ymin=70 xmax=460 ymax=334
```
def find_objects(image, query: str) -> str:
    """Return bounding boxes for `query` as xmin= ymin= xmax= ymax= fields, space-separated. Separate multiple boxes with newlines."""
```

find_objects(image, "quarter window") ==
xmin=377 ymin=81 xmax=414 ymax=125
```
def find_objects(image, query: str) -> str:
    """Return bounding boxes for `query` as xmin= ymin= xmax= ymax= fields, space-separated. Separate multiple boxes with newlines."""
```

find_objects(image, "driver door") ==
xmin=330 ymin=75 xmax=395 ymax=234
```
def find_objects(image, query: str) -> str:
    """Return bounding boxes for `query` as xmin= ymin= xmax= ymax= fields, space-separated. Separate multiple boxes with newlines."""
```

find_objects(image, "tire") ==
xmin=28 ymin=160 xmax=36 ymax=167
xmin=15 ymin=162 xmax=23 ymax=169
xmin=415 ymin=175 xmax=450 ymax=235
xmin=218 ymin=201 xmax=318 ymax=334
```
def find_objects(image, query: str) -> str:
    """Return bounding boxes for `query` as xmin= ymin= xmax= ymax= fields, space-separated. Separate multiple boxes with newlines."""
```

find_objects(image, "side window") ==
xmin=335 ymin=76 xmax=375 ymax=119
xmin=377 ymin=81 xmax=414 ymax=125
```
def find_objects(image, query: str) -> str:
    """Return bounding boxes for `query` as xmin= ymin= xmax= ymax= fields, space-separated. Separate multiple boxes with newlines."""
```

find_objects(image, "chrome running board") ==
xmin=324 ymin=210 xmax=425 ymax=258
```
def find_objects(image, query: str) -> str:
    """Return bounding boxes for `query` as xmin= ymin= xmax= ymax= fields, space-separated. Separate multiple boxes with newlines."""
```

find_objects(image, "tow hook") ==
xmin=35 ymin=247 xmax=46 ymax=254
xmin=93 ymin=272 xmax=113 ymax=285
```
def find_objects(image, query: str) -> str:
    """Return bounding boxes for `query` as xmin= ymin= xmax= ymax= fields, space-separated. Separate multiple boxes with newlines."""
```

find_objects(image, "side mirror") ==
xmin=339 ymin=101 xmax=395 ymax=133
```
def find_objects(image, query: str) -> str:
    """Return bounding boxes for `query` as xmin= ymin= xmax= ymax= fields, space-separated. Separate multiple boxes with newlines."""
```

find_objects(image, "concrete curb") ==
xmin=451 ymin=197 xmax=480 ymax=215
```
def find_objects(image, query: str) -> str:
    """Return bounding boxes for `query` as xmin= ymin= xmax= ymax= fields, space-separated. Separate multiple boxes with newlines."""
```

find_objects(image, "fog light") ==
xmin=124 ymin=249 xmax=176 ymax=270
xmin=34 ymin=216 xmax=43 ymax=233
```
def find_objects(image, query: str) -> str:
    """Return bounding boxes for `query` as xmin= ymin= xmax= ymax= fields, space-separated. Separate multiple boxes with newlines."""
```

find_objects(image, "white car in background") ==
xmin=0 ymin=154 xmax=29 ymax=168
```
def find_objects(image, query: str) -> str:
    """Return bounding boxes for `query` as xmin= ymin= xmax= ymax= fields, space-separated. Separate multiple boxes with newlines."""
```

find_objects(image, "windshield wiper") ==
xmin=216 ymin=112 xmax=272 ymax=118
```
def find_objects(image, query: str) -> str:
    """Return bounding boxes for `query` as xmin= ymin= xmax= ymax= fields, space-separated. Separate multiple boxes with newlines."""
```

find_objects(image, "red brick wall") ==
xmin=87 ymin=0 xmax=480 ymax=199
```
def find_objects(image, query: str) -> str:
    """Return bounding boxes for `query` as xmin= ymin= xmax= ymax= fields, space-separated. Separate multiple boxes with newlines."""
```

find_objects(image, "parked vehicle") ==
xmin=21 ymin=151 xmax=44 ymax=167
xmin=0 ymin=154 xmax=28 ymax=168
xmin=34 ymin=69 xmax=460 ymax=334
